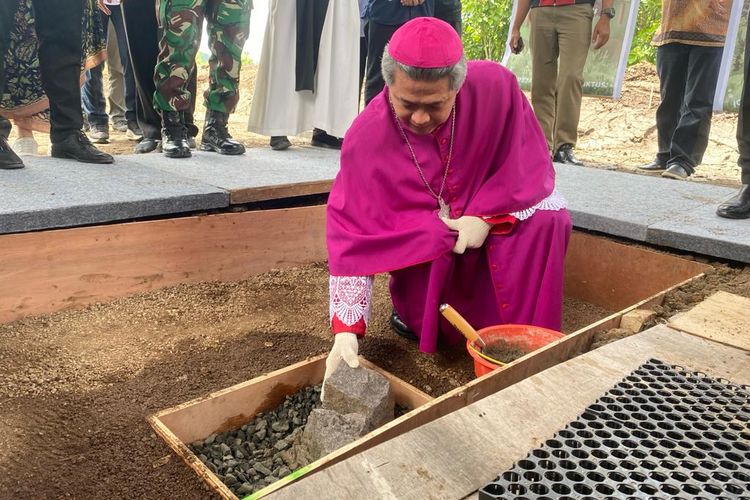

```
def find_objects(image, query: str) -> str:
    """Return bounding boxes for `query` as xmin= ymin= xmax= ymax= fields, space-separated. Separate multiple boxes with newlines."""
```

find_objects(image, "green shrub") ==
xmin=462 ymin=0 xmax=513 ymax=61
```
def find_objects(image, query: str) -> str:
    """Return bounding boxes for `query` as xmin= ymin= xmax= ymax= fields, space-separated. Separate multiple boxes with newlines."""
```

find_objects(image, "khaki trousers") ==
xmin=529 ymin=4 xmax=593 ymax=153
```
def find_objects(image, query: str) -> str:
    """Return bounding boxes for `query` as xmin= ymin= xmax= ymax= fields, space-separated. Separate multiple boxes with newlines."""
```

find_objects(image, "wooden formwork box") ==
xmin=0 ymin=205 xmax=711 ymax=497
xmin=148 ymin=355 xmax=432 ymax=500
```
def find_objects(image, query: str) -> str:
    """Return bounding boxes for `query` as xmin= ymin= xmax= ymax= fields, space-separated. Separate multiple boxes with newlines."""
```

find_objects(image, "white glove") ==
xmin=322 ymin=332 xmax=360 ymax=401
xmin=441 ymin=216 xmax=492 ymax=254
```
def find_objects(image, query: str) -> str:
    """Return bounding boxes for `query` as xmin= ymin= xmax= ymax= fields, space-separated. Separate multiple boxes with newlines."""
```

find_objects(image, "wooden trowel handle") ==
xmin=439 ymin=304 xmax=486 ymax=349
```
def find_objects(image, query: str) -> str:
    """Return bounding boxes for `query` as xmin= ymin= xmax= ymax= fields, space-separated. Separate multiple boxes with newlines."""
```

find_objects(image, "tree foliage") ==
xmin=628 ymin=0 xmax=662 ymax=65
xmin=461 ymin=0 xmax=663 ymax=65
xmin=462 ymin=0 xmax=513 ymax=62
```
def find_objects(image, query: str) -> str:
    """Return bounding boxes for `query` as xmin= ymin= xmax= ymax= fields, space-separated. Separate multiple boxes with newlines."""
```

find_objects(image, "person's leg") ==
xmin=364 ymin=21 xmax=398 ymax=105
xmin=200 ymin=0 xmax=250 ymax=155
xmin=105 ymin=19 xmax=128 ymax=131
xmin=122 ymin=0 xmax=162 ymax=151
xmin=0 ymin=1 xmax=24 ymax=169
xmin=0 ymin=0 xmax=21 ymax=101
xmin=12 ymin=124 xmax=39 ymax=155
xmin=717 ymin=15 xmax=750 ymax=218
xmin=664 ymin=45 xmax=722 ymax=179
xmin=153 ymin=0 xmax=204 ymax=158
xmin=81 ymin=62 xmax=110 ymax=143
xmin=32 ymin=0 xmax=112 ymax=163
xmin=528 ymin=6 xmax=558 ymax=153
xmin=655 ymin=44 xmax=689 ymax=165
xmin=552 ymin=3 xmax=592 ymax=161
xmin=30 ymin=0 xmax=83 ymax=142
xmin=109 ymin=5 xmax=140 ymax=138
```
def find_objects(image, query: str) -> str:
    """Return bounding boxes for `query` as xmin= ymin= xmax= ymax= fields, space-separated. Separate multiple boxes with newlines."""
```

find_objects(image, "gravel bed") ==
xmin=189 ymin=385 xmax=322 ymax=497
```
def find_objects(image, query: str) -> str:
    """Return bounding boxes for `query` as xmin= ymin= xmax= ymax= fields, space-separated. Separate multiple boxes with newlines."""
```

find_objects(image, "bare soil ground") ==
xmin=0 ymin=259 xmax=749 ymax=498
xmin=7 ymin=62 xmax=745 ymax=188
xmin=2 ymin=62 xmax=749 ymax=498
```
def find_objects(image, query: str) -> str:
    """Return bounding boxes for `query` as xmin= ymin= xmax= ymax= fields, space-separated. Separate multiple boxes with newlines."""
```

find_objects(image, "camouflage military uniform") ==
xmin=154 ymin=0 xmax=250 ymax=114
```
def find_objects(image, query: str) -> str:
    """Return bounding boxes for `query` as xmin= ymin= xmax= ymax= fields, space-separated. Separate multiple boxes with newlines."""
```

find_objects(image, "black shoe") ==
xmin=134 ymin=137 xmax=161 ymax=154
xmin=270 ymin=136 xmax=291 ymax=151
xmin=187 ymin=136 xmax=197 ymax=150
xmin=662 ymin=162 xmax=692 ymax=180
xmin=0 ymin=135 xmax=24 ymax=169
xmin=716 ymin=185 xmax=750 ymax=219
xmin=200 ymin=110 xmax=245 ymax=155
xmin=161 ymin=111 xmax=191 ymax=159
xmin=390 ymin=309 xmax=418 ymax=341
xmin=51 ymin=131 xmax=114 ymax=164
xmin=0 ymin=116 xmax=11 ymax=140
xmin=552 ymin=144 xmax=583 ymax=166
xmin=311 ymin=128 xmax=343 ymax=150
xmin=638 ymin=159 xmax=668 ymax=171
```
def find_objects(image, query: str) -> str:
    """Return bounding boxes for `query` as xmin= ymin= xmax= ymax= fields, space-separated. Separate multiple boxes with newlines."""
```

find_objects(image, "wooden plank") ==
xmin=668 ymin=291 xmax=750 ymax=351
xmin=564 ymin=232 xmax=711 ymax=311
xmin=0 ymin=205 xmax=327 ymax=324
xmin=230 ymin=180 xmax=333 ymax=204
xmin=254 ymin=273 xmax=704 ymax=497
xmin=149 ymin=354 xmax=432 ymax=500
xmin=273 ymin=326 xmax=750 ymax=499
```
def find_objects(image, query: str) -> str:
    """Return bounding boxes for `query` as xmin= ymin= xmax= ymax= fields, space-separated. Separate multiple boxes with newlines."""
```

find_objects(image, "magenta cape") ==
xmin=327 ymin=61 xmax=567 ymax=352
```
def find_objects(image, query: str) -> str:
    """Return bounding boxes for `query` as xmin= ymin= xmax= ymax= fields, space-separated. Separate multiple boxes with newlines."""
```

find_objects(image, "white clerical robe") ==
xmin=248 ymin=0 xmax=360 ymax=138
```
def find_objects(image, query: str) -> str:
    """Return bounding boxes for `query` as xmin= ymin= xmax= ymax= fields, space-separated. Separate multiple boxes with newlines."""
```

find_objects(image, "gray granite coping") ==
xmin=133 ymin=146 xmax=341 ymax=202
xmin=554 ymin=163 xmax=749 ymax=263
xmin=0 ymin=155 xmax=228 ymax=234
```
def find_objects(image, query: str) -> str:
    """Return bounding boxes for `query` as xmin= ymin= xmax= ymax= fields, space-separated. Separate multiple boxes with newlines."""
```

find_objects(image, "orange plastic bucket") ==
xmin=466 ymin=324 xmax=565 ymax=377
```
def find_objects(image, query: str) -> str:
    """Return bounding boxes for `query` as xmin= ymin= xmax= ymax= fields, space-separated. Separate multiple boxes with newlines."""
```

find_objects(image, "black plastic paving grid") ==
xmin=478 ymin=359 xmax=750 ymax=499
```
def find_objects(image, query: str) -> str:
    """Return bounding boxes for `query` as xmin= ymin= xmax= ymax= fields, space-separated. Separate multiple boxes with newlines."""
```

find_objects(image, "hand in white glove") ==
xmin=322 ymin=332 xmax=360 ymax=401
xmin=441 ymin=216 xmax=492 ymax=254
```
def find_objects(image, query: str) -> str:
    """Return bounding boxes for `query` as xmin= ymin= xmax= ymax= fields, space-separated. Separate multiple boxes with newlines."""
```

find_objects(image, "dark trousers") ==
xmin=0 ymin=0 xmax=83 ymax=142
xmin=656 ymin=43 xmax=723 ymax=171
xmin=737 ymin=17 xmax=750 ymax=185
xmin=434 ymin=0 xmax=461 ymax=36
xmin=83 ymin=7 xmax=137 ymax=126
xmin=121 ymin=0 xmax=198 ymax=140
xmin=82 ymin=63 xmax=109 ymax=126
xmin=364 ymin=21 xmax=399 ymax=106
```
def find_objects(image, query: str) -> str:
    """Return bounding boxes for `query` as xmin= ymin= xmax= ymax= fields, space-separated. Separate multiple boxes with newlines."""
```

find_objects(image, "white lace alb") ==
xmin=510 ymin=189 xmax=567 ymax=221
xmin=329 ymin=275 xmax=374 ymax=327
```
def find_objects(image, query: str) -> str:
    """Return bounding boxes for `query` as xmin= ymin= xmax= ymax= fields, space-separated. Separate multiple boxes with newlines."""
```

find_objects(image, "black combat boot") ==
xmin=161 ymin=111 xmax=191 ymax=159
xmin=200 ymin=110 xmax=245 ymax=155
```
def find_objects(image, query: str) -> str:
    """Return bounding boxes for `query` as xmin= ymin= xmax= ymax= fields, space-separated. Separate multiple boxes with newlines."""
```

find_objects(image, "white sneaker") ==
xmin=13 ymin=137 xmax=39 ymax=155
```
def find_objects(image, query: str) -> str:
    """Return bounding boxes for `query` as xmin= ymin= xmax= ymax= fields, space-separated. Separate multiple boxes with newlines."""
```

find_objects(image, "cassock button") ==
xmin=454 ymin=210 xmax=463 ymax=216
xmin=444 ymin=155 xmax=450 ymax=161
xmin=491 ymin=264 xmax=498 ymax=271
xmin=501 ymin=303 xmax=509 ymax=309
xmin=441 ymin=138 xmax=448 ymax=145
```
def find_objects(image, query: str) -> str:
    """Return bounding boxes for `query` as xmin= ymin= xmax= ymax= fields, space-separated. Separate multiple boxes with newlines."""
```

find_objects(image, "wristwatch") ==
xmin=601 ymin=7 xmax=615 ymax=18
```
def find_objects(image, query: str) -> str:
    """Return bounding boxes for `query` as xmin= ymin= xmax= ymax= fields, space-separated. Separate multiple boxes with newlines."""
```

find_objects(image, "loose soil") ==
xmin=6 ymin=62 xmax=745 ymax=187
xmin=1 ymin=259 xmax=748 ymax=498
xmin=480 ymin=340 xmax=528 ymax=364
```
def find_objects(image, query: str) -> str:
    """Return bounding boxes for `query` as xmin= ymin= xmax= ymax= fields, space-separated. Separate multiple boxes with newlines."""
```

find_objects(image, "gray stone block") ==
xmin=135 ymin=147 xmax=340 ymax=196
xmin=554 ymin=163 xmax=732 ymax=241
xmin=298 ymin=408 xmax=368 ymax=463
xmin=0 ymin=155 xmax=228 ymax=234
xmin=322 ymin=364 xmax=394 ymax=432
xmin=646 ymin=203 xmax=750 ymax=263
